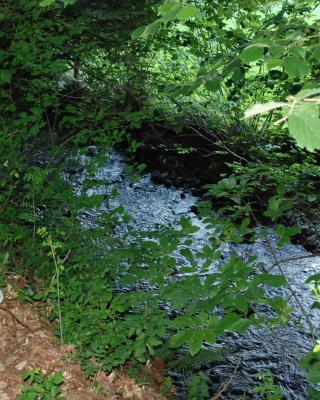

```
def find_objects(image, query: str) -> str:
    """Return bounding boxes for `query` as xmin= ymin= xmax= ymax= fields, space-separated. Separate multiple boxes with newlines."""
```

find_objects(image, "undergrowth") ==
xmin=18 ymin=369 xmax=66 ymax=400
xmin=12 ymin=150 xmax=305 ymax=400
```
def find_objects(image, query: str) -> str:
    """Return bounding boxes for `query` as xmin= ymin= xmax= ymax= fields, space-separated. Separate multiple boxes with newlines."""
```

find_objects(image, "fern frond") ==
xmin=167 ymin=348 xmax=227 ymax=372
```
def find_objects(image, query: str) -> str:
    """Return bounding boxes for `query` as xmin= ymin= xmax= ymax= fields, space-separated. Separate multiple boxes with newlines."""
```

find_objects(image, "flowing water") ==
xmin=66 ymin=149 xmax=320 ymax=399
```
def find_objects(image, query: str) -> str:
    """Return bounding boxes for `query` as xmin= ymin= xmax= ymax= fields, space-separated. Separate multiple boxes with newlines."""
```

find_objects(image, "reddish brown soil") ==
xmin=0 ymin=282 xmax=167 ymax=400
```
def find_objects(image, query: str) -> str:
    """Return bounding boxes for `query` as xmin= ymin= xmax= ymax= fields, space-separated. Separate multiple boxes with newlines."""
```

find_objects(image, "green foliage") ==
xmin=132 ymin=1 xmax=199 ymax=40
xmin=307 ymin=387 xmax=320 ymax=400
xmin=160 ymin=376 xmax=173 ymax=397
xmin=204 ymin=156 xmax=320 ymax=229
xmin=166 ymin=252 xmax=289 ymax=355
xmin=187 ymin=374 xmax=209 ymax=400
xmin=167 ymin=349 xmax=225 ymax=372
xmin=306 ymin=274 xmax=320 ymax=311
xmin=288 ymin=102 xmax=320 ymax=152
xmin=40 ymin=0 xmax=77 ymax=6
xmin=301 ymin=344 xmax=320 ymax=384
xmin=0 ymin=253 xmax=9 ymax=288
xmin=18 ymin=369 xmax=66 ymax=400
xmin=253 ymin=369 xmax=283 ymax=400
xmin=301 ymin=274 xmax=320 ymax=385
xmin=13 ymin=167 xmax=292 ymax=381
xmin=246 ymin=90 xmax=320 ymax=152
xmin=140 ymin=0 xmax=320 ymax=150
xmin=240 ymin=45 xmax=265 ymax=63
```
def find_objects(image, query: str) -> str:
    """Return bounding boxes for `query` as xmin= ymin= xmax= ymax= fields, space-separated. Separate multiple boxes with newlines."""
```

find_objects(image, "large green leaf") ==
xmin=169 ymin=330 xmax=190 ymax=348
xmin=188 ymin=331 xmax=204 ymax=356
xmin=52 ymin=371 xmax=64 ymax=385
xmin=276 ymin=224 xmax=300 ymax=247
xmin=40 ymin=0 xmax=76 ymax=6
xmin=283 ymin=56 xmax=310 ymax=79
xmin=295 ymin=88 xmax=320 ymax=100
xmin=288 ymin=103 xmax=320 ymax=152
xmin=269 ymin=44 xmax=284 ymax=58
xmin=144 ymin=21 xmax=162 ymax=37
xmin=240 ymin=43 xmax=268 ymax=63
xmin=306 ymin=273 xmax=320 ymax=284
xmin=0 ymin=70 xmax=12 ymax=84
xmin=252 ymin=273 xmax=287 ymax=288
xmin=158 ymin=0 xmax=179 ymax=14
xmin=290 ymin=45 xmax=306 ymax=59
xmin=300 ymin=348 xmax=320 ymax=383
xmin=240 ymin=45 xmax=264 ymax=63
xmin=219 ymin=314 xmax=251 ymax=333
xmin=39 ymin=0 xmax=56 ymax=6
xmin=131 ymin=26 xmax=147 ymax=40
xmin=312 ymin=44 xmax=320 ymax=60
xmin=160 ymin=5 xmax=181 ymax=23
xmin=204 ymin=77 xmax=222 ymax=92
xmin=244 ymin=101 xmax=287 ymax=118
xmin=177 ymin=4 xmax=197 ymax=20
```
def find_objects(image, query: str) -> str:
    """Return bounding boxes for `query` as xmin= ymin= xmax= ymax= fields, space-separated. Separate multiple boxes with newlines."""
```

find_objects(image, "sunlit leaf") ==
xmin=177 ymin=4 xmax=197 ymax=20
xmin=160 ymin=5 xmax=181 ymax=24
xmin=188 ymin=331 xmax=203 ymax=356
xmin=145 ymin=21 xmax=162 ymax=36
xmin=170 ymin=330 xmax=190 ymax=348
xmin=283 ymin=56 xmax=310 ymax=79
xmin=240 ymin=46 xmax=264 ymax=63
xmin=204 ymin=77 xmax=221 ymax=92
xmin=252 ymin=274 xmax=287 ymax=288
xmin=290 ymin=45 xmax=306 ymax=59
xmin=288 ymin=103 xmax=320 ymax=151
xmin=52 ymin=371 xmax=64 ymax=385
xmin=269 ymin=45 xmax=284 ymax=58
xmin=312 ymin=44 xmax=320 ymax=59
xmin=39 ymin=0 xmax=56 ymax=6
xmin=306 ymin=273 xmax=320 ymax=284
xmin=244 ymin=102 xmax=287 ymax=118
xmin=295 ymin=88 xmax=320 ymax=100
xmin=158 ymin=0 xmax=179 ymax=15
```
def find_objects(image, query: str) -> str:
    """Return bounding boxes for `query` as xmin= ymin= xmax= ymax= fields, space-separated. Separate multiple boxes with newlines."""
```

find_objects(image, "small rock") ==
xmin=0 ymin=394 xmax=9 ymax=400
xmin=190 ymin=205 xmax=198 ymax=214
xmin=306 ymin=234 xmax=318 ymax=244
xmin=86 ymin=147 xmax=98 ymax=157
xmin=15 ymin=360 xmax=27 ymax=371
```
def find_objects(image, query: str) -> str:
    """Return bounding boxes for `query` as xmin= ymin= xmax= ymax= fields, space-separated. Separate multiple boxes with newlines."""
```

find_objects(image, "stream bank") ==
xmin=65 ymin=148 xmax=320 ymax=399
xmin=124 ymin=123 xmax=320 ymax=253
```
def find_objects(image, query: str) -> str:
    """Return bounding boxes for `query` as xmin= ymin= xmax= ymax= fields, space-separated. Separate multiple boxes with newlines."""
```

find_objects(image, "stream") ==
xmin=65 ymin=149 xmax=320 ymax=399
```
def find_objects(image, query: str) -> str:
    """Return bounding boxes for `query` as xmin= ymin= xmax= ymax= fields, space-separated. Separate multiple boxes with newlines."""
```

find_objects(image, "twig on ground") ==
xmin=210 ymin=358 xmax=242 ymax=400
xmin=0 ymin=305 xmax=33 ymax=332
xmin=266 ymin=253 xmax=320 ymax=273
xmin=264 ymin=238 xmax=316 ymax=342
